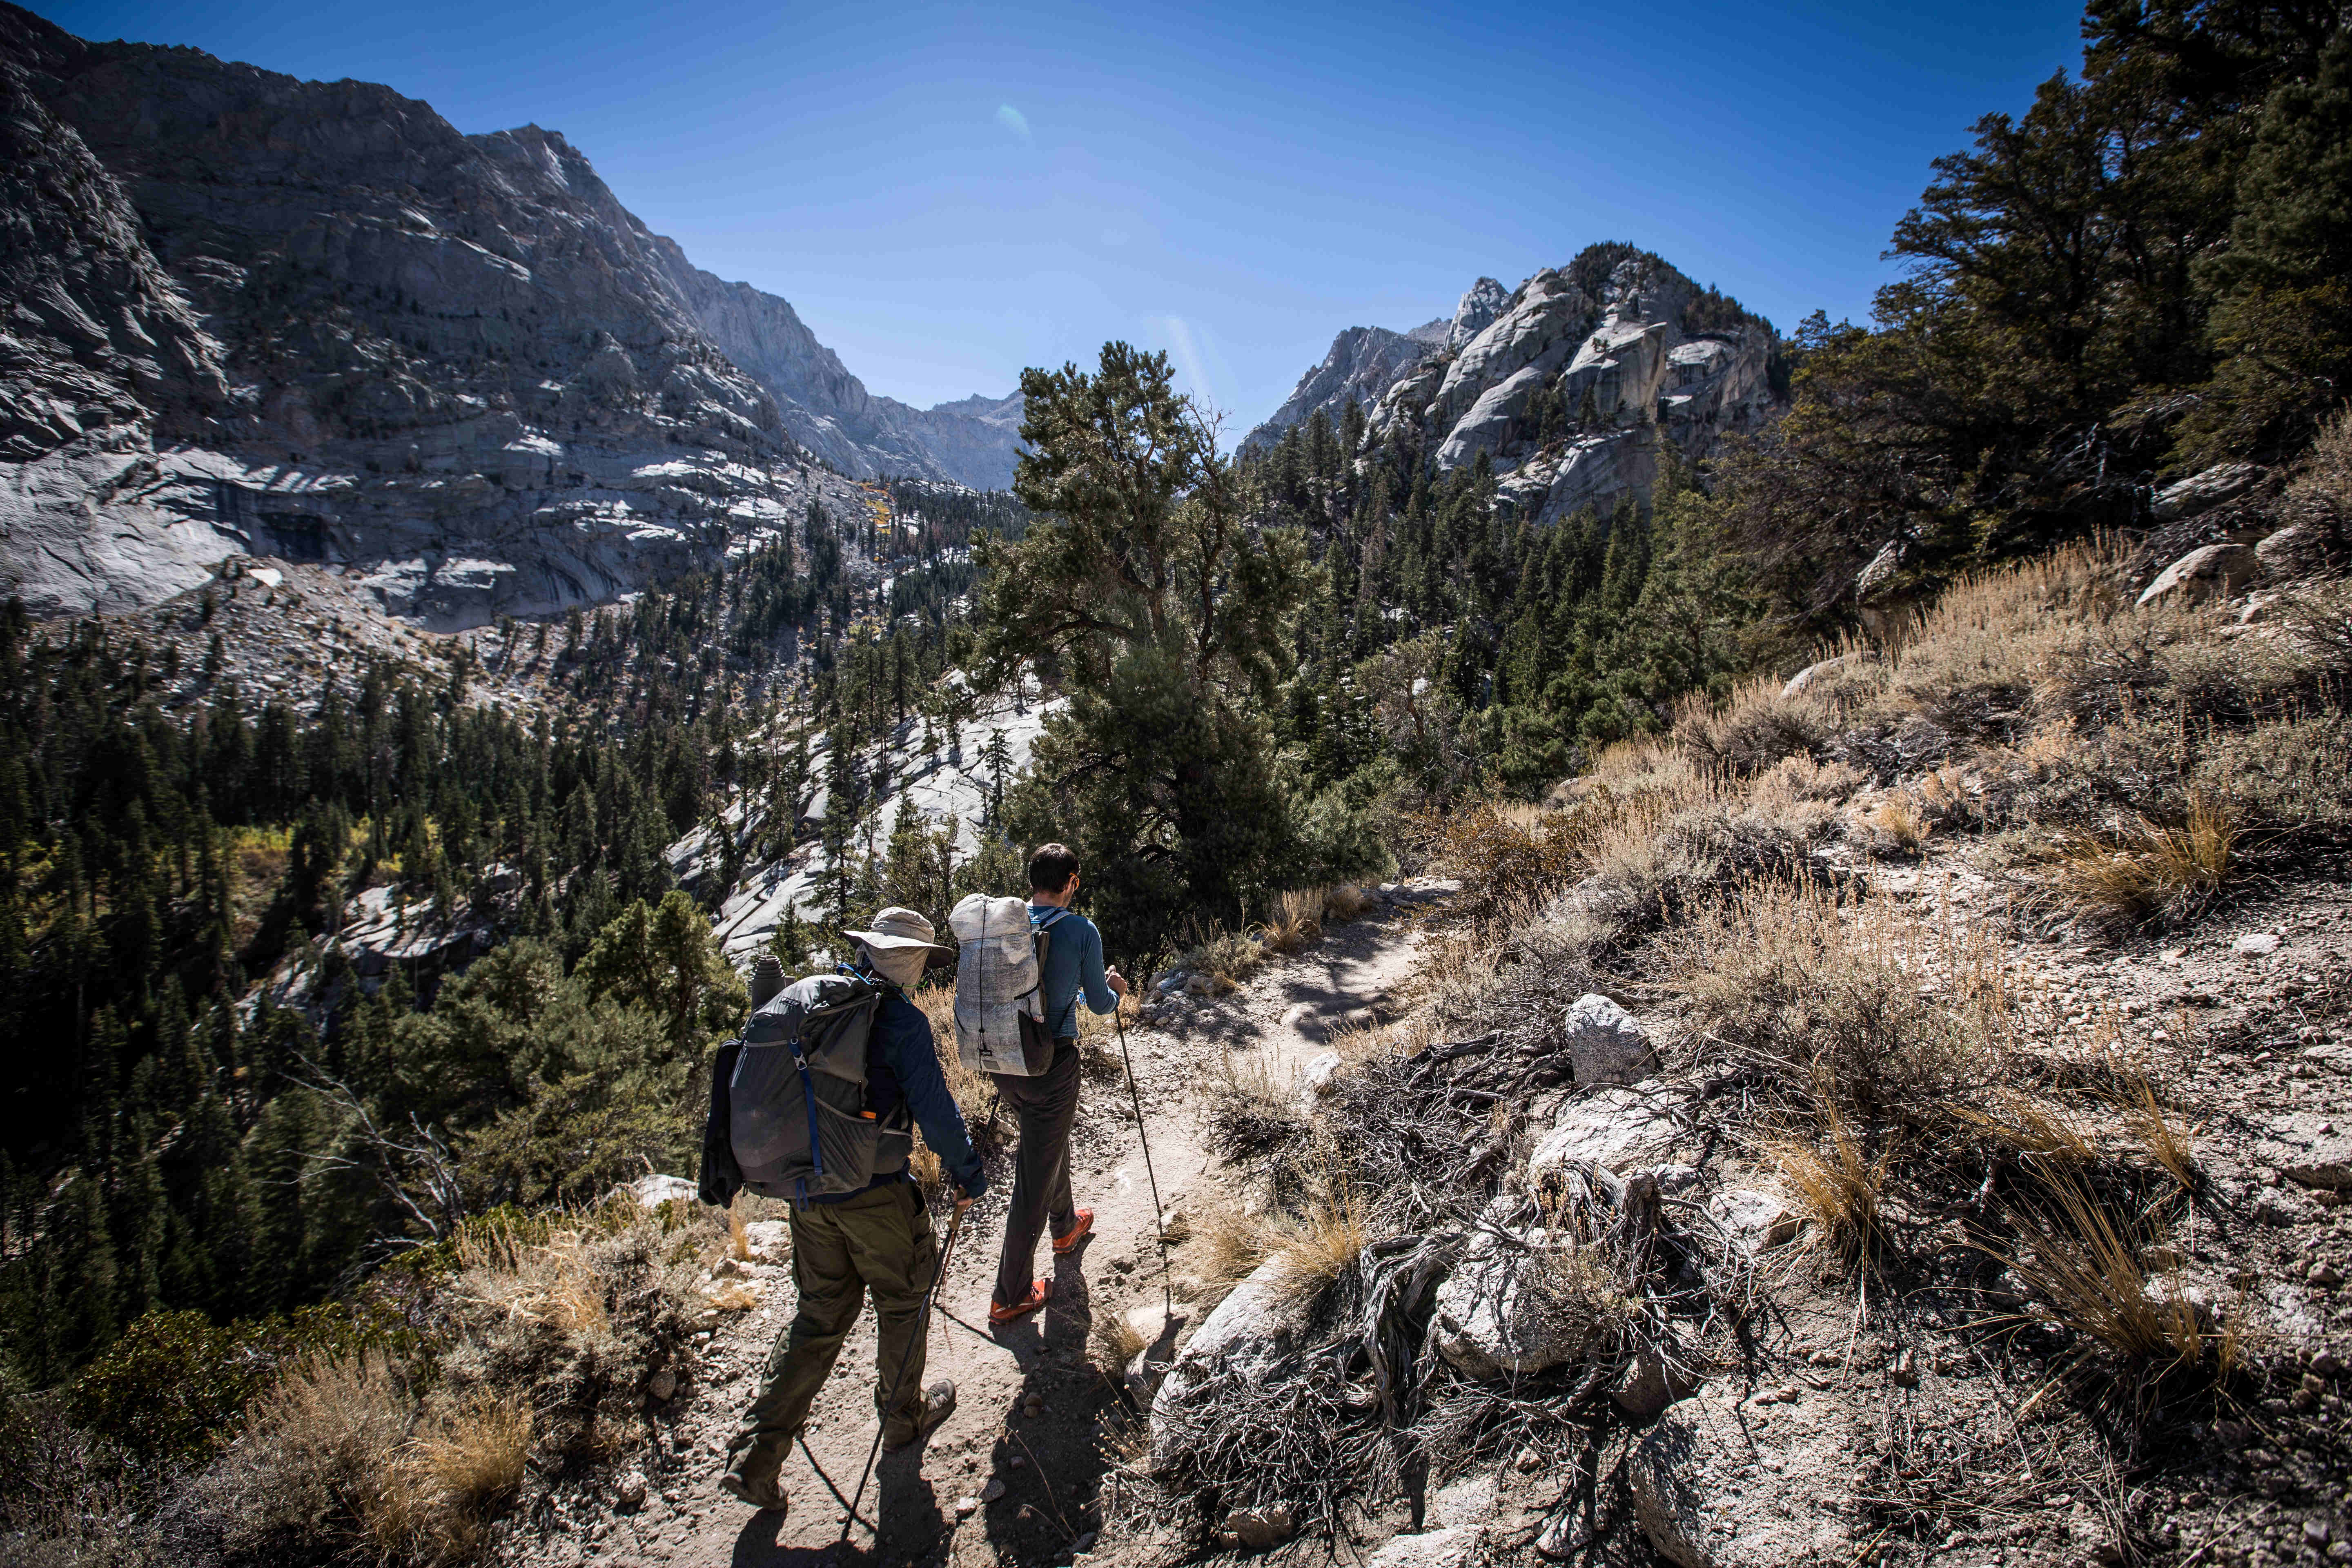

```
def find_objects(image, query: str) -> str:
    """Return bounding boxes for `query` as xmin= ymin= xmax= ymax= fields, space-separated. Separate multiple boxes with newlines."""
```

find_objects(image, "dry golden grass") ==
xmin=1200 ymin=1203 xmax=1286 ymax=1286
xmin=1865 ymin=793 xmax=1930 ymax=854
xmin=1200 ymin=1189 xmax=1366 ymax=1309
xmin=2098 ymin=1066 xmax=2200 ymax=1193
xmin=454 ymin=1216 xmax=609 ymax=1337
xmin=414 ymin=1393 xmax=531 ymax=1515
xmin=1204 ymin=1050 xmax=1303 ymax=1165
xmin=2051 ymin=788 xmax=2236 ymax=926
xmin=1175 ymin=921 xmax=1265 ymax=990
xmin=1323 ymin=1013 xmax=1406 ymax=1064
xmin=1090 ymin=1308 xmax=1149 ymax=1373
xmin=1996 ymin=1171 xmax=2217 ymax=1375
xmin=1953 ymin=1089 xmax=2100 ymax=1169
xmin=726 ymin=1202 xmax=753 ymax=1263
xmin=1769 ymin=1107 xmax=1888 ymax=1263
xmin=1256 ymin=888 xmax=1325 ymax=955
xmin=913 ymin=982 xmax=1000 ymax=1136
xmin=1672 ymin=874 xmax=1990 ymax=1126
xmin=1268 ymin=1190 xmax=1366 ymax=1308
xmin=221 ymin=1352 xmax=419 ymax=1559
xmin=707 ymin=1280 xmax=760 ymax=1313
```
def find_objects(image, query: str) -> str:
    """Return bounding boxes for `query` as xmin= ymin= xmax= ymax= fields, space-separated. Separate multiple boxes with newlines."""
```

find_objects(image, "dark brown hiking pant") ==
xmin=989 ymin=1038 xmax=1082 ymax=1307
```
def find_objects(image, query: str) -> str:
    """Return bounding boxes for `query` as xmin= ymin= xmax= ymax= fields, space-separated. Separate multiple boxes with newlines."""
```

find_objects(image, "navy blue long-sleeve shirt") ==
xmin=813 ymin=975 xmax=987 ymax=1203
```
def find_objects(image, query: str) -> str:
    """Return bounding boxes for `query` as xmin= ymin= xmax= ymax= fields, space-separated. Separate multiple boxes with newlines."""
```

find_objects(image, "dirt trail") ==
xmin=606 ymin=900 xmax=1432 ymax=1568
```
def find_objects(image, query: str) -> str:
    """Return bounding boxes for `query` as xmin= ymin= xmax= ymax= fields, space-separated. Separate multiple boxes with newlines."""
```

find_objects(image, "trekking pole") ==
xmin=1113 ymin=1006 xmax=1175 ymax=1321
xmin=840 ymin=1195 xmax=967 ymax=1543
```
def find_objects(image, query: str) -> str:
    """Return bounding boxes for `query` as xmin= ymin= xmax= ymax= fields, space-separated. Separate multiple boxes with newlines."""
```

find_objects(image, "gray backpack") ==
xmin=715 ymin=972 xmax=906 ymax=1203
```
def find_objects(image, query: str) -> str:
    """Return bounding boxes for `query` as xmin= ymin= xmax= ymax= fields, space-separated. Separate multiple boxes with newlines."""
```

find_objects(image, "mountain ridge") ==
xmin=1245 ymin=252 xmax=1782 ymax=521
xmin=0 ymin=2 xmax=1022 ymax=617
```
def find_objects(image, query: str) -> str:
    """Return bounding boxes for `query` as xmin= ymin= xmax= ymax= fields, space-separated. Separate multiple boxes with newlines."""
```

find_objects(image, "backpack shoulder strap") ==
xmin=1032 ymin=905 xmax=1069 ymax=971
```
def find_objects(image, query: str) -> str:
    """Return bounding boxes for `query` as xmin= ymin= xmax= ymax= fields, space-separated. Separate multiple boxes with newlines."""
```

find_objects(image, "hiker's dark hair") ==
xmin=1027 ymin=842 xmax=1081 ymax=893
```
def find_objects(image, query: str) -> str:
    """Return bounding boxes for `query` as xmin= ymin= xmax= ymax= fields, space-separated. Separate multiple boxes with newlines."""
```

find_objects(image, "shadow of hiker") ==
xmin=873 ymin=1447 xmax=951 ymax=1559
xmin=975 ymin=1249 xmax=1114 ymax=1563
xmin=725 ymin=1506 xmax=860 ymax=1567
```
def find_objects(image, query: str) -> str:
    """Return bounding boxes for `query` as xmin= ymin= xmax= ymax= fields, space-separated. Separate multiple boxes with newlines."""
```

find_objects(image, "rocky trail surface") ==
xmin=542 ymin=894 xmax=1447 ymax=1568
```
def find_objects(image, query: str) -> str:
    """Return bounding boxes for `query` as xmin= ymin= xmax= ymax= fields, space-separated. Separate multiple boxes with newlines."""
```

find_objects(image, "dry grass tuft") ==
xmin=1995 ymin=1172 xmax=2218 ymax=1376
xmin=1204 ymin=1051 xmax=1304 ymax=1165
xmin=2050 ymin=788 xmax=2236 ymax=926
xmin=707 ymin=1280 xmax=760 ymax=1313
xmin=1954 ymin=1089 xmax=2099 ymax=1170
xmin=1200 ymin=1203 xmax=1286 ymax=1286
xmin=1673 ymin=875 xmax=1987 ymax=1127
xmin=913 ymin=982 xmax=1000 ymax=1138
xmin=1256 ymin=888 xmax=1324 ymax=955
xmin=1864 ymin=792 xmax=1930 ymax=855
xmin=204 ymin=1352 xmax=417 ymax=1562
xmin=1090 ymin=1308 xmax=1149 ymax=1373
xmin=1197 ymin=1190 xmax=1366 ymax=1309
xmin=1175 ymin=922 xmax=1265 ymax=990
xmin=1769 ymin=1107 xmax=1889 ymax=1263
xmin=2098 ymin=1067 xmax=2200 ymax=1193
xmin=413 ymin=1392 xmax=531 ymax=1517
xmin=1267 ymin=1191 xmax=1367 ymax=1309
xmin=453 ymin=1216 xmax=610 ymax=1337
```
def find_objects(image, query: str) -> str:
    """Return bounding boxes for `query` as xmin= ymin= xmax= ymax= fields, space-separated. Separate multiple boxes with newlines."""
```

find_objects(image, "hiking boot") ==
xmin=1051 ymin=1209 xmax=1095 ymax=1255
xmin=988 ymin=1278 xmax=1051 ymax=1325
xmin=718 ymin=1431 xmax=791 ymax=1514
xmin=881 ymin=1379 xmax=957 ymax=1452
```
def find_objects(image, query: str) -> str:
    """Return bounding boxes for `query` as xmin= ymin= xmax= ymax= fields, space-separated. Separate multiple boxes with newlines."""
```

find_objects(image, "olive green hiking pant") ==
xmin=732 ymin=1180 xmax=938 ymax=1464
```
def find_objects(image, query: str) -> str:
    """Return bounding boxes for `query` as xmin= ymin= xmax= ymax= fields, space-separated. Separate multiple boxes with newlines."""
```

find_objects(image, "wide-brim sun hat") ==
xmin=843 ymin=906 xmax=955 ymax=965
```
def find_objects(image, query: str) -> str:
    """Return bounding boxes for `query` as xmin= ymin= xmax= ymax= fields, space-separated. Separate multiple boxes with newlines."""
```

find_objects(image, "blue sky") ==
xmin=38 ymin=0 xmax=2088 ymax=429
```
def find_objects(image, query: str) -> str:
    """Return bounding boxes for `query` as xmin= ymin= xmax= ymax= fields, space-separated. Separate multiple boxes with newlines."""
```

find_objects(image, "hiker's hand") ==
xmin=954 ymin=1185 xmax=976 ymax=1214
xmin=1106 ymin=966 xmax=1128 ymax=998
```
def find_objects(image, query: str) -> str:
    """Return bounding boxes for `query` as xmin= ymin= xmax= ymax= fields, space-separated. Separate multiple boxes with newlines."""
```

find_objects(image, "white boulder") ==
xmin=1707 ymin=1189 xmax=1800 ymax=1254
xmin=1527 ymin=1084 xmax=1684 ymax=1180
xmin=1630 ymin=1382 xmax=1864 ymax=1566
xmin=1149 ymin=1257 xmax=1309 ymax=1471
xmin=1561 ymin=993 xmax=1654 ymax=1085
xmin=1779 ymin=651 xmax=1871 ymax=701
xmin=2136 ymin=543 xmax=2252 ymax=608
xmin=621 ymin=1173 xmax=698 ymax=1210
xmin=2153 ymin=461 xmax=2259 ymax=521
xmin=1433 ymin=1225 xmax=1594 ymax=1377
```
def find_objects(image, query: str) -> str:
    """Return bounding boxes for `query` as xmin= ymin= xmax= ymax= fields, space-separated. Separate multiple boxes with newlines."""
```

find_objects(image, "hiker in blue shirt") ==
xmin=987 ymin=842 xmax=1127 ymax=1323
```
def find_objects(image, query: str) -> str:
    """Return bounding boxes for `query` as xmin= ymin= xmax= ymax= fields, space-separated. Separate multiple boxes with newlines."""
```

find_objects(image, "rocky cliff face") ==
xmin=1256 ymin=251 xmax=1780 ymax=522
xmin=1241 ymin=323 xmax=1442 ymax=453
xmin=1241 ymin=277 xmax=1509 ymax=452
xmin=0 ymin=4 xmax=1018 ymax=619
xmin=659 ymin=251 xmax=1022 ymax=489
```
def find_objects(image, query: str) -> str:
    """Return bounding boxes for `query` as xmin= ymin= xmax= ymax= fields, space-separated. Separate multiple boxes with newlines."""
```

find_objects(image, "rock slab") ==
xmin=1433 ymin=1226 xmax=1592 ymax=1377
xmin=1630 ymin=1384 xmax=1862 ymax=1567
xmin=1561 ymin=993 xmax=1654 ymax=1084
xmin=1527 ymin=1083 xmax=1684 ymax=1180
xmin=2137 ymin=543 xmax=2252 ymax=608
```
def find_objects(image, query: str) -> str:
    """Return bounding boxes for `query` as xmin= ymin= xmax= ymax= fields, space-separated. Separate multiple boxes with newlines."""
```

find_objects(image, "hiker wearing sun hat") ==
xmin=716 ymin=906 xmax=986 ymax=1515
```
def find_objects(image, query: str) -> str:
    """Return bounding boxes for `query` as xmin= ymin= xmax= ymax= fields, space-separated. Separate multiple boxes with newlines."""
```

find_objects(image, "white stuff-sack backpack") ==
xmin=948 ymin=893 xmax=1068 ymax=1076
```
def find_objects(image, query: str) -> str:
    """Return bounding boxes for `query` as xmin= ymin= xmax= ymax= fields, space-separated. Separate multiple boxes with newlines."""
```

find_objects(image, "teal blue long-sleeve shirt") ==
xmin=1031 ymin=904 xmax=1115 ymax=1039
